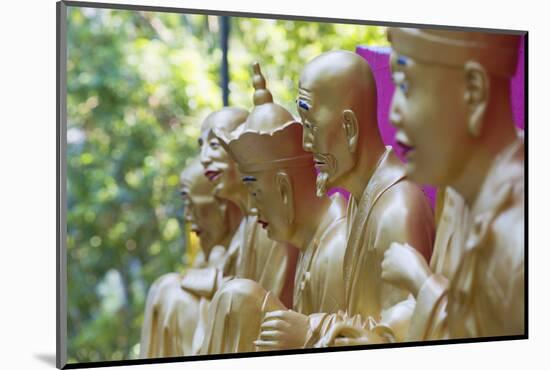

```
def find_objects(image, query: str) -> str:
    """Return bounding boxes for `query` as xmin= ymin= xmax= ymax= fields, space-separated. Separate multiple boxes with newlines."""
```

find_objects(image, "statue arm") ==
xmin=377 ymin=182 xmax=435 ymax=293
xmin=180 ymin=263 xmax=236 ymax=300
xmin=372 ymin=183 xmax=437 ymax=341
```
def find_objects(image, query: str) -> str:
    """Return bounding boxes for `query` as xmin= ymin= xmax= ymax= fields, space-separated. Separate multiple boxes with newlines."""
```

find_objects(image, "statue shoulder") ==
xmin=472 ymin=147 xmax=524 ymax=270
xmin=370 ymin=179 xmax=435 ymax=258
xmin=151 ymin=272 xmax=182 ymax=289
xmin=317 ymin=193 xmax=349 ymax=256
xmin=488 ymin=193 xmax=524 ymax=270
xmin=319 ymin=217 xmax=347 ymax=260
xmin=373 ymin=179 xmax=433 ymax=233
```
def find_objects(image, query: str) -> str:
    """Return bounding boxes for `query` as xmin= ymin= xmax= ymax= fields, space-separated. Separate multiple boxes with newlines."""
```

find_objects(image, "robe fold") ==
xmin=410 ymin=138 xmax=524 ymax=340
xmin=200 ymin=194 xmax=348 ymax=354
xmin=140 ymin=212 xmax=293 ymax=358
xmin=313 ymin=147 xmax=435 ymax=345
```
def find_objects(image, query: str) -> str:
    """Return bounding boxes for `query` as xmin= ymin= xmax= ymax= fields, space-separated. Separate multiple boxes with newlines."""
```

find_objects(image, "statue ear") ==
xmin=276 ymin=171 xmax=294 ymax=225
xmin=463 ymin=61 xmax=489 ymax=138
xmin=342 ymin=110 xmax=359 ymax=153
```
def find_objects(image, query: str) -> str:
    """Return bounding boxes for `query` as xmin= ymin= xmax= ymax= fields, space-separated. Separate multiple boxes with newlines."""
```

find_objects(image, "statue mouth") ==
xmin=314 ymin=159 xmax=326 ymax=168
xmin=395 ymin=131 xmax=414 ymax=158
xmin=257 ymin=219 xmax=269 ymax=229
xmin=396 ymin=140 xmax=414 ymax=157
xmin=204 ymin=170 xmax=222 ymax=182
xmin=313 ymin=155 xmax=330 ymax=171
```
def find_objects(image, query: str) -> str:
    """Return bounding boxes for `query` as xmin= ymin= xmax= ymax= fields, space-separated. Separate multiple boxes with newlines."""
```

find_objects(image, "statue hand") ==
xmin=381 ymin=242 xmax=431 ymax=297
xmin=333 ymin=336 xmax=371 ymax=346
xmin=319 ymin=319 xmax=368 ymax=347
xmin=254 ymin=310 xmax=310 ymax=350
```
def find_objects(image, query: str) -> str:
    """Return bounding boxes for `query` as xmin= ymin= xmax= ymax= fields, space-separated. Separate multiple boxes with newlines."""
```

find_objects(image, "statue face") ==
xmin=388 ymin=51 xmax=473 ymax=186
xmin=242 ymin=172 xmax=293 ymax=243
xmin=297 ymin=88 xmax=355 ymax=197
xmin=180 ymin=179 xmax=227 ymax=254
xmin=199 ymin=128 xmax=241 ymax=200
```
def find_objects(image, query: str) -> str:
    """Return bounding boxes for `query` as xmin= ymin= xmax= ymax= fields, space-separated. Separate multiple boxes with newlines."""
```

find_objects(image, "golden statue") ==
xmin=199 ymin=63 xmax=348 ymax=354
xmin=296 ymin=50 xmax=435 ymax=345
xmin=139 ymin=157 xmax=240 ymax=358
xmin=379 ymin=28 xmax=524 ymax=340
xmin=197 ymin=107 xmax=297 ymax=306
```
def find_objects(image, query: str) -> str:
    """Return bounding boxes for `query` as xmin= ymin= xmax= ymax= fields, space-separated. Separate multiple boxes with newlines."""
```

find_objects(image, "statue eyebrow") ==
xmin=242 ymin=176 xmax=257 ymax=182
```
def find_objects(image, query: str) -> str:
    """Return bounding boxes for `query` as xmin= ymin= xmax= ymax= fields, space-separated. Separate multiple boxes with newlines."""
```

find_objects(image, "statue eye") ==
xmin=210 ymin=140 xmax=220 ymax=149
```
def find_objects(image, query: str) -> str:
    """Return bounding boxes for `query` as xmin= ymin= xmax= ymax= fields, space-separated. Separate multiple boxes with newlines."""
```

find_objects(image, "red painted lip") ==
xmin=313 ymin=157 xmax=326 ymax=169
xmin=204 ymin=170 xmax=221 ymax=182
xmin=396 ymin=140 xmax=414 ymax=157
xmin=258 ymin=220 xmax=269 ymax=229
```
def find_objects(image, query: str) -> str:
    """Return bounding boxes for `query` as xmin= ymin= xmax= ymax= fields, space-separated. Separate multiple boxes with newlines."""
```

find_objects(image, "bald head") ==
xmin=299 ymin=50 xmax=377 ymax=118
xmin=201 ymin=107 xmax=249 ymax=137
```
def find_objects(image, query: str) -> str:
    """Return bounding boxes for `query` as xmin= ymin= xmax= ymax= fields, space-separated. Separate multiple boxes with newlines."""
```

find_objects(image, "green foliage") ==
xmin=66 ymin=6 xmax=387 ymax=363
xmin=227 ymin=17 xmax=388 ymax=112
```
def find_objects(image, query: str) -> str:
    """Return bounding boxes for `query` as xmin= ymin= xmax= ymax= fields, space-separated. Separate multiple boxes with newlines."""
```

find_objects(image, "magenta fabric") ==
xmin=511 ymin=36 xmax=525 ymax=130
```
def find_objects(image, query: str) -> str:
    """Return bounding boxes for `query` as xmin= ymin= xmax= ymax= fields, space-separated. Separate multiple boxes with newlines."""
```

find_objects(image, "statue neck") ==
xmin=340 ymin=131 xmax=386 ymax=201
xmin=221 ymin=183 xmax=250 ymax=215
xmin=224 ymin=200 xmax=244 ymax=243
xmin=290 ymin=191 xmax=333 ymax=251
xmin=450 ymin=93 xmax=518 ymax=207
xmin=283 ymin=167 xmax=333 ymax=250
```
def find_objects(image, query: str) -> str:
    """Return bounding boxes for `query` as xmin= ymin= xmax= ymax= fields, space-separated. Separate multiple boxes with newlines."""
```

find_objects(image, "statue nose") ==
xmin=200 ymin=146 xmax=212 ymax=167
xmin=389 ymin=105 xmax=403 ymax=128
xmin=389 ymin=95 xmax=404 ymax=128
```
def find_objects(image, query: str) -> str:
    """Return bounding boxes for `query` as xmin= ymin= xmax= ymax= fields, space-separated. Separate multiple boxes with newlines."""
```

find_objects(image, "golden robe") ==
xmin=313 ymin=147 xmax=435 ymax=345
xmin=175 ymin=213 xmax=293 ymax=355
xmin=139 ymin=244 xmax=228 ymax=358
xmin=200 ymin=194 xmax=348 ymax=354
xmin=183 ymin=214 xmax=292 ymax=303
xmin=410 ymin=138 xmax=525 ymax=340
xmin=407 ymin=187 xmax=469 ymax=340
xmin=140 ymin=213 xmax=292 ymax=358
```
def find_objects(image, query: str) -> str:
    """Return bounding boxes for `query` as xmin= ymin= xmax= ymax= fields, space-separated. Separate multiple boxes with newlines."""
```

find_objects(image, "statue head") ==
xmin=180 ymin=157 xmax=229 ymax=258
xmin=298 ymin=50 xmax=379 ymax=196
xmin=216 ymin=63 xmax=316 ymax=244
xmin=387 ymin=28 xmax=520 ymax=187
xmin=199 ymin=107 xmax=249 ymax=200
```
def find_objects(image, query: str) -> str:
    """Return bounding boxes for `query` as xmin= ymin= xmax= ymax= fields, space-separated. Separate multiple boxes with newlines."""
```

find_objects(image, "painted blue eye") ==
xmin=397 ymin=56 xmax=408 ymax=66
xmin=399 ymin=82 xmax=409 ymax=94
xmin=298 ymin=100 xmax=310 ymax=111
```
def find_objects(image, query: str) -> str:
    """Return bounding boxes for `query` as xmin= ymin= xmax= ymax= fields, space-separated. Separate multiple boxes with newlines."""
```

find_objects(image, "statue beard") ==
xmin=316 ymin=172 xmax=329 ymax=198
xmin=315 ymin=154 xmax=336 ymax=198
